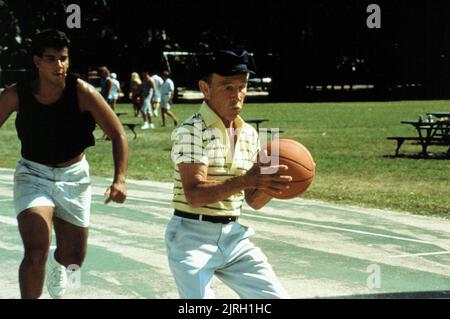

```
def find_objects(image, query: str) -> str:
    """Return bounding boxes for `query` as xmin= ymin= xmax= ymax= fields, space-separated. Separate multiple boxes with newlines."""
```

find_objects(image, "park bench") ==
xmin=387 ymin=136 xmax=450 ymax=157
xmin=244 ymin=118 xmax=285 ymax=138
xmin=387 ymin=117 xmax=450 ymax=158
xmin=115 ymin=112 xmax=138 ymax=139
xmin=101 ymin=123 xmax=137 ymax=140
xmin=99 ymin=111 xmax=138 ymax=140
xmin=122 ymin=123 xmax=138 ymax=139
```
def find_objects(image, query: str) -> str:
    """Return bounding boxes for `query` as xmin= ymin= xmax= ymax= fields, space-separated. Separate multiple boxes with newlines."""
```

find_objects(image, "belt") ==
xmin=174 ymin=209 xmax=238 ymax=224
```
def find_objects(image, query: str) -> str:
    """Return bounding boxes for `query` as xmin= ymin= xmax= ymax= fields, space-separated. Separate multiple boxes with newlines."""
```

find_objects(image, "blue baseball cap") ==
xmin=209 ymin=50 xmax=255 ymax=76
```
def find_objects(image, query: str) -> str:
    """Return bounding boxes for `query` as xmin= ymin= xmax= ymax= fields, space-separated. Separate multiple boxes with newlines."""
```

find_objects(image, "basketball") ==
xmin=263 ymin=139 xmax=316 ymax=199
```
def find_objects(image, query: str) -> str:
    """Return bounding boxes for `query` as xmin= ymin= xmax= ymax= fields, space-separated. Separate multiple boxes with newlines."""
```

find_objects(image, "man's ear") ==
xmin=198 ymin=80 xmax=210 ymax=99
xmin=33 ymin=55 xmax=40 ymax=68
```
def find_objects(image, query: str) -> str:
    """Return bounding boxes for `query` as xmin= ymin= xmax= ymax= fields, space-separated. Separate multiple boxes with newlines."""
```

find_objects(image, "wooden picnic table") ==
xmin=244 ymin=118 xmax=269 ymax=132
xmin=427 ymin=112 xmax=450 ymax=119
xmin=121 ymin=123 xmax=137 ymax=139
xmin=114 ymin=112 xmax=138 ymax=139
xmin=387 ymin=119 xmax=450 ymax=157
xmin=244 ymin=118 xmax=285 ymax=141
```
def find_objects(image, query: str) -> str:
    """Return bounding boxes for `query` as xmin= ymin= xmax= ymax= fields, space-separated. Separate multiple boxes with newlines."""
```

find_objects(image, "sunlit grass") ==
xmin=1 ymin=100 xmax=449 ymax=217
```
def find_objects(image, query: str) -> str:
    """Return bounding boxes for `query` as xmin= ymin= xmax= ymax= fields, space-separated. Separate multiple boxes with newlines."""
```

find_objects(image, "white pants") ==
xmin=165 ymin=215 xmax=289 ymax=299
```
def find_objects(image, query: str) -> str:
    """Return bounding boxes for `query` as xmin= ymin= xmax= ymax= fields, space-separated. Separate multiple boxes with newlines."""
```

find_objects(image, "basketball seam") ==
xmin=278 ymin=155 xmax=315 ymax=172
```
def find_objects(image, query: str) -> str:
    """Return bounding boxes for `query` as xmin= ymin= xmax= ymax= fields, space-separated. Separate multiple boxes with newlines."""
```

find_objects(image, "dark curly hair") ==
xmin=31 ymin=29 xmax=71 ymax=57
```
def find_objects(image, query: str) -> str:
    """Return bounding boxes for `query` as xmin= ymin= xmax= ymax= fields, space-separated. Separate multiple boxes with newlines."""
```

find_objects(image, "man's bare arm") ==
xmin=0 ymin=85 xmax=19 ymax=128
xmin=77 ymin=79 xmax=128 ymax=203
xmin=178 ymin=162 xmax=291 ymax=208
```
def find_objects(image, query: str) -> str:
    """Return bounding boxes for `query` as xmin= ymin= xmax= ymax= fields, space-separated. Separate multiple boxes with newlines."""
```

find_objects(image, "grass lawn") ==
xmin=1 ymin=100 xmax=449 ymax=217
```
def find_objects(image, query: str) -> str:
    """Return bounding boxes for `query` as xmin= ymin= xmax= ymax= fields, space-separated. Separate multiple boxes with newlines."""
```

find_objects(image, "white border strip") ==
xmin=389 ymin=251 xmax=450 ymax=258
xmin=242 ymin=213 xmax=436 ymax=245
xmin=124 ymin=195 xmax=437 ymax=246
xmin=0 ymin=181 xmax=440 ymax=247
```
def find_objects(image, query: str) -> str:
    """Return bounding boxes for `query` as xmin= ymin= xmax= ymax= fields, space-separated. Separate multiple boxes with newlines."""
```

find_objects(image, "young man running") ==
xmin=0 ymin=29 xmax=128 ymax=299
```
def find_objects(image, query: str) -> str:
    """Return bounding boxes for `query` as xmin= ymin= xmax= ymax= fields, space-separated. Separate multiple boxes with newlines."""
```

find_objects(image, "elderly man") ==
xmin=166 ymin=50 xmax=291 ymax=299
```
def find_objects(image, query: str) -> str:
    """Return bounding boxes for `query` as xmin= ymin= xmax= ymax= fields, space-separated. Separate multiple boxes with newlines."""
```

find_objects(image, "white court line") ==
xmin=389 ymin=251 xmax=450 ymax=258
xmin=1 ymin=183 xmax=438 ymax=247
xmin=0 ymin=199 xmax=12 ymax=202
xmin=0 ymin=216 xmax=17 ymax=226
xmin=108 ymin=195 xmax=171 ymax=206
xmin=242 ymin=214 xmax=436 ymax=245
xmin=93 ymin=196 xmax=173 ymax=221
xmin=123 ymin=196 xmax=436 ymax=246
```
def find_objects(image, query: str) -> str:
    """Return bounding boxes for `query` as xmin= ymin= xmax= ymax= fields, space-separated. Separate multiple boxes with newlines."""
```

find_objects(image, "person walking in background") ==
xmin=140 ymin=71 xmax=157 ymax=130
xmin=129 ymin=72 xmax=142 ymax=117
xmin=151 ymin=72 xmax=163 ymax=117
xmin=107 ymin=72 xmax=121 ymax=111
xmin=98 ymin=66 xmax=111 ymax=100
xmin=98 ymin=66 xmax=120 ymax=111
xmin=160 ymin=70 xmax=178 ymax=127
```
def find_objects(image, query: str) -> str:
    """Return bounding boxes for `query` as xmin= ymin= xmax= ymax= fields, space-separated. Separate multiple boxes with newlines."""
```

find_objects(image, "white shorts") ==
xmin=161 ymin=99 xmax=171 ymax=110
xmin=153 ymin=92 xmax=161 ymax=103
xmin=13 ymin=157 xmax=92 ymax=227
xmin=141 ymin=97 xmax=155 ymax=116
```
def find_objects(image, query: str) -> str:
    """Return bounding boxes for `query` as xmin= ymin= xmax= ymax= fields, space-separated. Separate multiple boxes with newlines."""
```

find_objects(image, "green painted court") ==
xmin=1 ymin=167 xmax=450 ymax=299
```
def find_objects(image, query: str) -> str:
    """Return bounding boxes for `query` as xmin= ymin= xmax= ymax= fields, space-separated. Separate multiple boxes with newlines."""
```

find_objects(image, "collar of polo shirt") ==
xmin=199 ymin=102 xmax=244 ymax=130
xmin=199 ymin=102 xmax=245 ymax=151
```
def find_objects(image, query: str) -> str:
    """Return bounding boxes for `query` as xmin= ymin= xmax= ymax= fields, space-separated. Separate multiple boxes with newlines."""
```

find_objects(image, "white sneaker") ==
xmin=149 ymin=123 xmax=155 ymax=129
xmin=46 ymin=248 xmax=67 ymax=299
xmin=141 ymin=122 xmax=150 ymax=130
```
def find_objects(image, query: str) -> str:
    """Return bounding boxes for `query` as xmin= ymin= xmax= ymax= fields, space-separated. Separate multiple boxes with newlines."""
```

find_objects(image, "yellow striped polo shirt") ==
xmin=171 ymin=102 xmax=259 ymax=216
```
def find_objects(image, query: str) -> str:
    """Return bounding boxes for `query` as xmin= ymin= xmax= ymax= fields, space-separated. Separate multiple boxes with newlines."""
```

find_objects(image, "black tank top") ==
xmin=15 ymin=74 xmax=96 ymax=165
